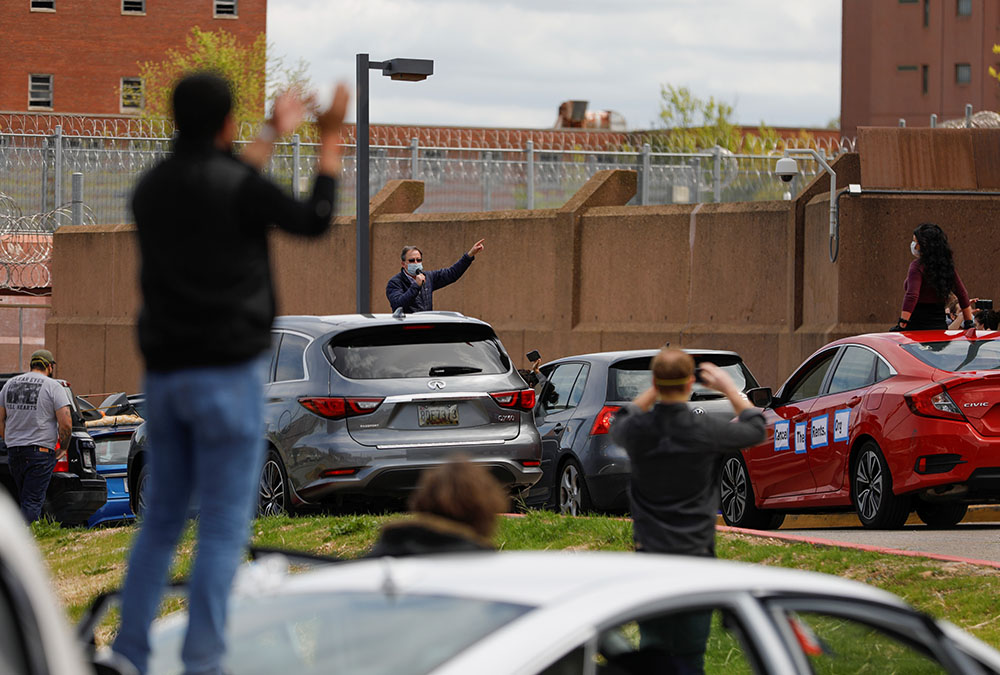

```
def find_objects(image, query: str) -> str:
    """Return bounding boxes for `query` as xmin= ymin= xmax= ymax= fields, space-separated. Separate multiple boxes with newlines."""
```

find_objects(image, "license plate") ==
xmin=419 ymin=404 xmax=459 ymax=427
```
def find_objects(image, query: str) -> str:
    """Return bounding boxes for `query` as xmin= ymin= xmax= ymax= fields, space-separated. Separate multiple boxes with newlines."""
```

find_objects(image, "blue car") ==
xmin=84 ymin=394 xmax=143 ymax=527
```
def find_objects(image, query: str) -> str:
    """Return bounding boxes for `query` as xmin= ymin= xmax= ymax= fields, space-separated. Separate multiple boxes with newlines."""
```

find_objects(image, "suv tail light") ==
xmin=590 ymin=405 xmax=622 ymax=435
xmin=299 ymin=397 xmax=384 ymax=420
xmin=53 ymin=456 xmax=69 ymax=473
xmin=904 ymin=383 xmax=966 ymax=422
xmin=490 ymin=389 xmax=535 ymax=411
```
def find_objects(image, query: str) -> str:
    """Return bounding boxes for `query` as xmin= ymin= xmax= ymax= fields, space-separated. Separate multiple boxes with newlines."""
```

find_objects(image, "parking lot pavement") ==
xmin=717 ymin=506 xmax=1000 ymax=566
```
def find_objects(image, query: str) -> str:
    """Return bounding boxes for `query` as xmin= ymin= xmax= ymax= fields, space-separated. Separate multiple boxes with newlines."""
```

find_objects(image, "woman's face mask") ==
xmin=911 ymin=240 xmax=919 ymax=257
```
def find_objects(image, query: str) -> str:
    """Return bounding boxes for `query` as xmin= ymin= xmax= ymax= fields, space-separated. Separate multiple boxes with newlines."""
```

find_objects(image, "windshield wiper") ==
xmin=429 ymin=365 xmax=483 ymax=376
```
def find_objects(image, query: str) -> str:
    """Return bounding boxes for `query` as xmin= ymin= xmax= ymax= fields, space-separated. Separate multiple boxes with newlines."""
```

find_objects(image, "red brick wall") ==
xmin=0 ymin=0 xmax=266 ymax=115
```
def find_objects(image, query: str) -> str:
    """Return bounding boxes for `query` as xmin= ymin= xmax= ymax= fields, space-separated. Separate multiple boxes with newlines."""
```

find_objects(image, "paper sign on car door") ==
xmin=833 ymin=409 xmax=850 ymax=443
xmin=794 ymin=422 xmax=807 ymax=454
xmin=774 ymin=421 xmax=790 ymax=452
xmin=810 ymin=414 xmax=828 ymax=449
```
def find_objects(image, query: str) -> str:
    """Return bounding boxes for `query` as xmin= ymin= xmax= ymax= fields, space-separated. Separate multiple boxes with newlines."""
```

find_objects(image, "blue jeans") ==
xmin=113 ymin=357 xmax=267 ymax=675
xmin=8 ymin=445 xmax=57 ymax=522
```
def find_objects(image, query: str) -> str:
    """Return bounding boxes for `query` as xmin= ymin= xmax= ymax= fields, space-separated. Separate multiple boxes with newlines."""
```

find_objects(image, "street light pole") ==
xmin=356 ymin=53 xmax=371 ymax=314
xmin=354 ymin=54 xmax=434 ymax=314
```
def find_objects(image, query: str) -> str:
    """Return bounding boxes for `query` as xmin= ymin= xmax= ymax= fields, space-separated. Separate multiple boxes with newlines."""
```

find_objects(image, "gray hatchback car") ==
xmin=257 ymin=312 xmax=542 ymax=514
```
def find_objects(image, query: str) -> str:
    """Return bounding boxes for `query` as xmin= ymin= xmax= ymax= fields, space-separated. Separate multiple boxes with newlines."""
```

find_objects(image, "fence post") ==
xmin=640 ymin=143 xmax=651 ymax=206
xmin=41 ymin=158 xmax=48 ymax=213
xmin=965 ymin=104 xmax=973 ymax=128
xmin=930 ymin=114 xmax=937 ymax=128
xmin=17 ymin=307 xmax=23 ymax=372
xmin=53 ymin=125 xmax=63 ymax=207
xmin=712 ymin=145 xmax=722 ymax=203
xmin=410 ymin=137 xmax=419 ymax=180
xmin=483 ymin=151 xmax=491 ymax=211
xmin=899 ymin=118 xmax=906 ymax=127
xmin=71 ymin=172 xmax=83 ymax=225
xmin=291 ymin=133 xmax=301 ymax=199
xmin=525 ymin=140 xmax=534 ymax=210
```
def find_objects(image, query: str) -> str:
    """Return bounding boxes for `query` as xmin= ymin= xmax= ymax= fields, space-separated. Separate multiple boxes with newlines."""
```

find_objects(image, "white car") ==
xmin=0 ymin=491 xmax=92 ymax=675
xmin=140 ymin=550 xmax=1000 ymax=675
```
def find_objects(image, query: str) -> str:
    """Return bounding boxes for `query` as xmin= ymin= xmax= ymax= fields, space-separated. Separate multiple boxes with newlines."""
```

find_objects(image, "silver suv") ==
xmin=257 ymin=312 xmax=542 ymax=514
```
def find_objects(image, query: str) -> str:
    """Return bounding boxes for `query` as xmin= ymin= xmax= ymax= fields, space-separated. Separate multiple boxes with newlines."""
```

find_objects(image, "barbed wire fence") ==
xmin=0 ymin=113 xmax=858 ymax=225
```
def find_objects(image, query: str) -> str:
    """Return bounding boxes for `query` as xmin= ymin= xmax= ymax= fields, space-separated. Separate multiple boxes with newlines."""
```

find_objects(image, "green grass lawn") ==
xmin=33 ymin=511 xmax=1000 ymax=649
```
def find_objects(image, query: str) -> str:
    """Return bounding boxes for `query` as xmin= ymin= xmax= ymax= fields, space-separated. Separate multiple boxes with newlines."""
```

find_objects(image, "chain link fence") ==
xmin=1 ymin=114 xmax=854 ymax=224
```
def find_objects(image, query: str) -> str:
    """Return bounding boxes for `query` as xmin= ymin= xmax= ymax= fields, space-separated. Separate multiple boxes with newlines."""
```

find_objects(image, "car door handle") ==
xmin=552 ymin=424 xmax=564 ymax=434
xmin=848 ymin=396 xmax=862 ymax=407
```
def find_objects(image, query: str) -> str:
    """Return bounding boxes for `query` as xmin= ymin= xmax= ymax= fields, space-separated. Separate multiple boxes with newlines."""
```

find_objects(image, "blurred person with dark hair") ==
xmin=368 ymin=458 xmax=508 ymax=557
xmin=610 ymin=347 xmax=765 ymax=675
xmin=893 ymin=223 xmax=973 ymax=331
xmin=386 ymin=240 xmax=485 ymax=313
xmin=103 ymin=73 xmax=350 ymax=675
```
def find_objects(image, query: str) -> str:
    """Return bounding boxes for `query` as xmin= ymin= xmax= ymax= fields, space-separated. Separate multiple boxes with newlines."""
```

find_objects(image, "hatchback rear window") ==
xmin=326 ymin=324 xmax=510 ymax=379
xmin=902 ymin=339 xmax=1000 ymax=372
xmin=608 ymin=354 xmax=752 ymax=401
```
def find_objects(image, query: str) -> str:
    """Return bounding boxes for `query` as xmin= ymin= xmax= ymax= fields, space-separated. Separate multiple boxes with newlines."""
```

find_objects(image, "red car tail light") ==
xmin=490 ymin=389 xmax=535 ymax=411
xmin=904 ymin=383 xmax=966 ymax=422
xmin=321 ymin=467 xmax=359 ymax=477
xmin=590 ymin=405 xmax=622 ymax=435
xmin=53 ymin=456 xmax=69 ymax=473
xmin=299 ymin=397 xmax=384 ymax=420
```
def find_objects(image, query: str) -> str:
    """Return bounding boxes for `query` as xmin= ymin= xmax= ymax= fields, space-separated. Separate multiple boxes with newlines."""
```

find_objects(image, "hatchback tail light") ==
xmin=299 ymin=397 xmax=384 ymax=420
xmin=490 ymin=389 xmax=535 ymax=411
xmin=590 ymin=405 xmax=622 ymax=435
xmin=904 ymin=383 xmax=966 ymax=422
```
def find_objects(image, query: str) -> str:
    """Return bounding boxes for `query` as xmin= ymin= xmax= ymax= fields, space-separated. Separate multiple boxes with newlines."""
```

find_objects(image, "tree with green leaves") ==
xmin=654 ymin=84 xmax=787 ymax=154
xmin=132 ymin=27 xmax=311 ymax=132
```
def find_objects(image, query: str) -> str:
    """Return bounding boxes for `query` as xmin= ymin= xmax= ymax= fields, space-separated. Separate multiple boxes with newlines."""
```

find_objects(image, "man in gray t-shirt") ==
xmin=0 ymin=349 xmax=71 ymax=522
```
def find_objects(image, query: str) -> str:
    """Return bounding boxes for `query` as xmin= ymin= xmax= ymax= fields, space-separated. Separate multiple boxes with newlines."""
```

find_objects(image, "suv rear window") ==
xmin=326 ymin=324 xmax=511 ymax=379
xmin=608 ymin=354 xmax=753 ymax=402
xmin=902 ymin=339 xmax=1000 ymax=372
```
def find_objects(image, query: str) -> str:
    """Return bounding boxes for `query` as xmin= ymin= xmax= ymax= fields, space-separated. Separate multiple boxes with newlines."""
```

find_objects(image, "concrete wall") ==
xmin=45 ymin=128 xmax=1000 ymax=397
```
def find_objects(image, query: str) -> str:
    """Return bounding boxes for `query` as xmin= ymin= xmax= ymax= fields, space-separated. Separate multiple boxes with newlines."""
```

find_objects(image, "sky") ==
xmin=266 ymin=0 xmax=842 ymax=131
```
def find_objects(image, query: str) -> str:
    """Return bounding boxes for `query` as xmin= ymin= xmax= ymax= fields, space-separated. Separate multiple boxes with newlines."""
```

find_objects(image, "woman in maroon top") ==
xmin=894 ymin=223 xmax=974 ymax=331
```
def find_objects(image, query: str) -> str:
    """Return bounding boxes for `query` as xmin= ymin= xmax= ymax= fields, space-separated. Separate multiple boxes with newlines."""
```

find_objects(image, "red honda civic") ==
xmin=721 ymin=330 xmax=1000 ymax=530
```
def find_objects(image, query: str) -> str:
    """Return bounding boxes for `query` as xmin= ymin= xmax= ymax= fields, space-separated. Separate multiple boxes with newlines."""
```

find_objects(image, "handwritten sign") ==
xmin=795 ymin=422 xmax=807 ymax=454
xmin=774 ymin=421 xmax=790 ymax=452
xmin=811 ymin=414 xmax=828 ymax=448
xmin=833 ymin=409 xmax=850 ymax=443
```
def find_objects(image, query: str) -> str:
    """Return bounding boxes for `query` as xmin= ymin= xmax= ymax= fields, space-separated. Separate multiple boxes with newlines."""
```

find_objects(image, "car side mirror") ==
xmin=746 ymin=387 xmax=773 ymax=408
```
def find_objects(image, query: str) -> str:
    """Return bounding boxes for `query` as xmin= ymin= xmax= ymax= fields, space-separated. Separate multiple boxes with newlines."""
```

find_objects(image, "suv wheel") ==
xmin=258 ymin=449 xmax=290 ymax=517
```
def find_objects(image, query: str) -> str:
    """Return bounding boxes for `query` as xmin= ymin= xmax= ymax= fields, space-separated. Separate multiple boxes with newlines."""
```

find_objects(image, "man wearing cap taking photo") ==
xmin=0 ymin=349 xmax=72 ymax=523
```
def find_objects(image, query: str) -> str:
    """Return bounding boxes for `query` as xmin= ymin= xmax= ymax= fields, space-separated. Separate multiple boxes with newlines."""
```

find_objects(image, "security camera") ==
xmin=775 ymin=157 xmax=798 ymax=183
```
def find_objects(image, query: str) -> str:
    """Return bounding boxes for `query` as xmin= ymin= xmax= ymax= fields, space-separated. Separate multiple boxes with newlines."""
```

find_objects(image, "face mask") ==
xmin=406 ymin=263 xmax=423 ymax=276
xmin=910 ymin=241 xmax=919 ymax=257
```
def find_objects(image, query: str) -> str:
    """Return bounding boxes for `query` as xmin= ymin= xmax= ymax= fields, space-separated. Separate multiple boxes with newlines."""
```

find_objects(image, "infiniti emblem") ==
xmin=692 ymin=407 xmax=706 ymax=415
xmin=427 ymin=379 xmax=446 ymax=390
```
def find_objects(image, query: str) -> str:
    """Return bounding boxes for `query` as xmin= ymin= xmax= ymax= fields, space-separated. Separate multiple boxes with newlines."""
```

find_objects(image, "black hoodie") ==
xmin=132 ymin=141 xmax=335 ymax=371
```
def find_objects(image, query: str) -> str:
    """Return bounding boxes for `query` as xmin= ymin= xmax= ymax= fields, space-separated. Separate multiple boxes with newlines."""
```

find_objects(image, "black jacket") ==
xmin=132 ymin=141 xmax=335 ymax=371
xmin=385 ymin=253 xmax=473 ymax=313
xmin=611 ymin=402 xmax=765 ymax=557
xmin=367 ymin=514 xmax=493 ymax=557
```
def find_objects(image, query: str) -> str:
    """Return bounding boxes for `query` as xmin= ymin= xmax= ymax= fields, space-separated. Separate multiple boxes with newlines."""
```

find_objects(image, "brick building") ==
xmin=0 ymin=0 xmax=266 ymax=115
xmin=841 ymin=0 xmax=1000 ymax=136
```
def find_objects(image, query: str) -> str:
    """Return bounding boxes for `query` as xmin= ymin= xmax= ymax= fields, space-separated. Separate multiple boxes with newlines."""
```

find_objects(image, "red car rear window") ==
xmin=902 ymin=340 xmax=1000 ymax=372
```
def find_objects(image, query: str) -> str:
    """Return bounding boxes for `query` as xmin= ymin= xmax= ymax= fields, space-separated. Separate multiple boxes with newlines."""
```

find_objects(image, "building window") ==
xmin=921 ymin=65 xmax=929 ymax=94
xmin=897 ymin=65 xmax=918 ymax=72
xmin=121 ymin=77 xmax=143 ymax=111
xmin=122 ymin=0 xmax=145 ymax=13
xmin=214 ymin=0 xmax=237 ymax=17
xmin=955 ymin=63 xmax=972 ymax=84
xmin=28 ymin=74 xmax=53 ymax=109
xmin=923 ymin=0 xmax=930 ymax=26
xmin=898 ymin=0 xmax=917 ymax=4
xmin=30 ymin=0 xmax=55 ymax=10
xmin=957 ymin=0 xmax=972 ymax=16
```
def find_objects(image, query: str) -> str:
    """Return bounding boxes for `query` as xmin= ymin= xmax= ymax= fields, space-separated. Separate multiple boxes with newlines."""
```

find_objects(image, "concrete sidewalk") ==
xmin=716 ymin=505 xmax=1000 ymax=529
